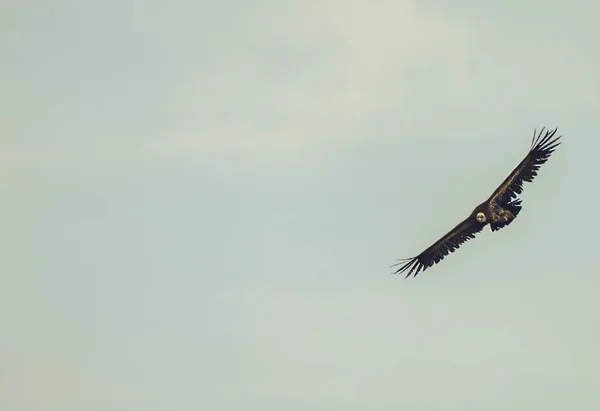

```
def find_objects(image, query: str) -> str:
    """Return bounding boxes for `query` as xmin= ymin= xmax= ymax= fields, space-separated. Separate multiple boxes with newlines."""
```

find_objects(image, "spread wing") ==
xmin=488 ymin=127 xmax=561 ymax=205
xmin=392 ymin=216 xmax=486 ymax=278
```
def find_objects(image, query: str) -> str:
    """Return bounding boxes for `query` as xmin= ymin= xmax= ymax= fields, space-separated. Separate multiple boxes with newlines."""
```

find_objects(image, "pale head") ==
xmin=476 ymin=212 xmax=486 ymax=223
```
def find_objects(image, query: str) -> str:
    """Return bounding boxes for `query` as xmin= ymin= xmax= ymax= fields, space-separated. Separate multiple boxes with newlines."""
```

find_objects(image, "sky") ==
xmin=2 ymin=1 xmax=599 ymax=410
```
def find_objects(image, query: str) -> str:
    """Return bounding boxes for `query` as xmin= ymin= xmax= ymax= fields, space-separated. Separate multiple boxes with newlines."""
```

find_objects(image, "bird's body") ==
xmin=393 ymin=127 xmax=561 ymax=278
xmin=474 ymin=196 xmax=522 ymax=231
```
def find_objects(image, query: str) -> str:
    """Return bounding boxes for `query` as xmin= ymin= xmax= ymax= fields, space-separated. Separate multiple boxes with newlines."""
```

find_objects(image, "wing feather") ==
xmin=392 ymin=216 xmax=485 ymax=278
xmin=488 ymin=127 xmax=561 ymax=205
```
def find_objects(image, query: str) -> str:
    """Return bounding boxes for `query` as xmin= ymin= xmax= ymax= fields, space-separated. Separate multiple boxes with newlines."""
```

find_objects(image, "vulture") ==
xmin=392 ymin=127 xmax=561 ymax=278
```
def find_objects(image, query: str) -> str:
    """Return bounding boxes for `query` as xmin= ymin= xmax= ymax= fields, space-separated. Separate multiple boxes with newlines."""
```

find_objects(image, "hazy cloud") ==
xmin=2 ymin=1 xmax=599 ymax=410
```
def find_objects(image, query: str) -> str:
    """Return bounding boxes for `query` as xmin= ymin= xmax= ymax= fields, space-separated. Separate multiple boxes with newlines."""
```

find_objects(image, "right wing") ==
xmin=392 ymin=215 xmax=486 ymax=278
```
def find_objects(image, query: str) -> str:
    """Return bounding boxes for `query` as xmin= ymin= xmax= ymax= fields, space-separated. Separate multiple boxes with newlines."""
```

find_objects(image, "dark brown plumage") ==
xmin=392 ymin=127 xmax=561 ymax=278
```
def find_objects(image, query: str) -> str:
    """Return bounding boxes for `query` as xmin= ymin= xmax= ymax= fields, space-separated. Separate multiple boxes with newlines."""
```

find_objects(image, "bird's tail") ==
xmin=504 ymin=198 xmax=523 ymax=217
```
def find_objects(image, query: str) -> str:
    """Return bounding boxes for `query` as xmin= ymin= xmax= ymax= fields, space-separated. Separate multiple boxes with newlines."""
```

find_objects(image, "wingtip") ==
xmin=531 ymin=126 xmax=561 ymax=151
xmin=390 ymin=256 xmax=422 ymax=277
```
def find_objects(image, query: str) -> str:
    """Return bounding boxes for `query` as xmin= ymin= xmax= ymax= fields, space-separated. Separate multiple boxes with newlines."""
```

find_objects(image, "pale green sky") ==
xmin=2 ymin=1 xmax=599 ymax=410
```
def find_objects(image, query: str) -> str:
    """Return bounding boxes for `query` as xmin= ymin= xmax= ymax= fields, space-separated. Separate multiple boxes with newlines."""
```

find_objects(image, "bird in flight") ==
xmin=392 ymin=127 xmax=561 ymax=278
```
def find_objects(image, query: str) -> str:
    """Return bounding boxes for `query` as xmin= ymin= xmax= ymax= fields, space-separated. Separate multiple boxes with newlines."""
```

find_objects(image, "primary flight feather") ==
xmin=392 ymin=127 xmax=561 ymax=278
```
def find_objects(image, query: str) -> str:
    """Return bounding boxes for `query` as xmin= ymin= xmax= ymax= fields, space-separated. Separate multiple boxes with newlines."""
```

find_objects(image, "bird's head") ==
xmin=476 ymin=212 xmax=486 ymax=223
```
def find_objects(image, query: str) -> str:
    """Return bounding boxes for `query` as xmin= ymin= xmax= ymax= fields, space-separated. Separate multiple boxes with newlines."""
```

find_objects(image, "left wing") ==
xmin=392 ymin=215 xmax=486 ymax=278
xmin=488 ymin=127 xmax=561 ymax=205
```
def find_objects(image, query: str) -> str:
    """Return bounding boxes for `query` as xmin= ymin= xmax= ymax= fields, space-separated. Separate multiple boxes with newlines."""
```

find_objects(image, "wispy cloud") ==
xmin=150 ymin=1 xmax=471 ymax=157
